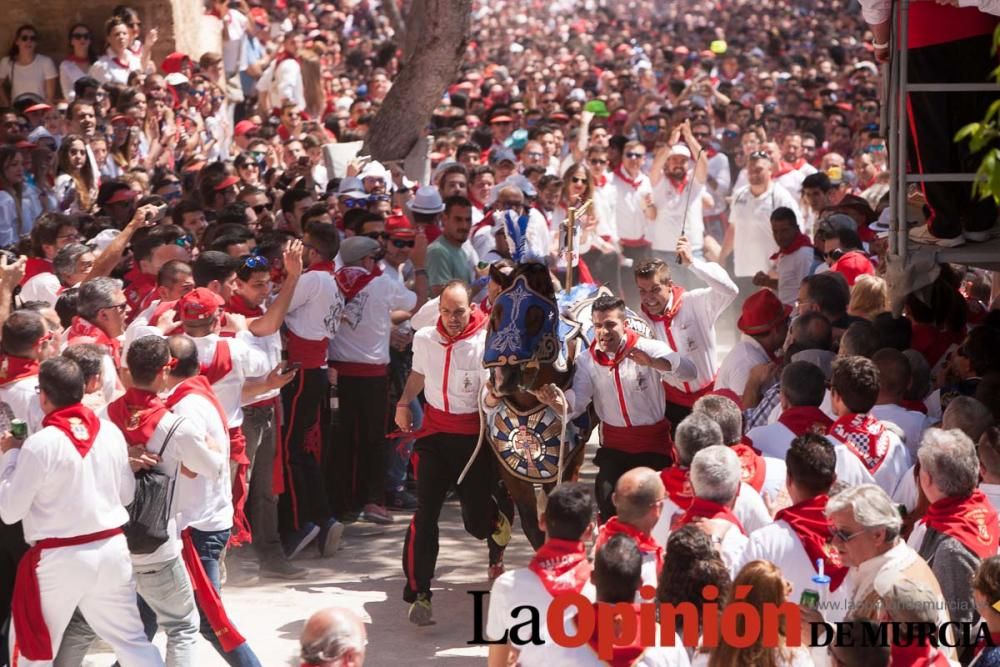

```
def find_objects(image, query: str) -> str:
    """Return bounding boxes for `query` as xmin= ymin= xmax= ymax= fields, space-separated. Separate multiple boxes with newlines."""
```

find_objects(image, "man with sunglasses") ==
xmin=609 ymin=140 xmax=656 ymax=304
xmin=122 ymin=225 xmax=191 ymax=323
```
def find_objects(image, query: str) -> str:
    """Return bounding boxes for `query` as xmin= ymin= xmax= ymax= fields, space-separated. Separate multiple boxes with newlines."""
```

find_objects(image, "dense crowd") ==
xmin=0 ymin=0 xmax=997 ymax=664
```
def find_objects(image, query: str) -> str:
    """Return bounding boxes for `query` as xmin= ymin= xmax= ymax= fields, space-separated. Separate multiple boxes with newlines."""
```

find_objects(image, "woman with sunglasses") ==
xmin=55 ymin=134 xmax=97 ymax=213
xmin=0 ymin=145 xmax=44 ymax=248
xmin=60 ymin=24 xmax=97 ymax=101
xmin=0 ymin=25 xmax=58 ymax=106
xmin=549 ymin=163 xmax=610 ymax=286
xmin=88 ymin=16 xmax=143 ymax=86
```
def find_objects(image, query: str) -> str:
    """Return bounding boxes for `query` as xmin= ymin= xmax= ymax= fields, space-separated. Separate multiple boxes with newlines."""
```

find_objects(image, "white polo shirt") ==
xmin=729 ymin=182 xmax=800 ymax=277
xmin=608 ymin=169 xmax=653 ymax=244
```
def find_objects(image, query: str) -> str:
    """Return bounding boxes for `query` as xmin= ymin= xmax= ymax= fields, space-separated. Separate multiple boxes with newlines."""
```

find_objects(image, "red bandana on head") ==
xmin=673 ymin=497 xmax=746 ymax=535
xmin=0 ymin=355 xmax=39 ymax=386
xmin=528 ymin=538 xmax=592 ymax=598
xmin=594 ymin=517 xmax=663 ymax=573
xmin=774 ymin=495 xmax=848 ymax=591
xmin=106 ymin=388 xmax=169 ymax=448
xmin=828 ymin=413 xmax=891 ymax=474
xmin=921 ymin=490 xmax=1000 ymax=560
xmin=335 ymin=265 xmax=382 ymax=302
xmin=42 ymin=404 xmax=100 ymax=457
xmin=778 ymin=406 xmax=833 ymax=437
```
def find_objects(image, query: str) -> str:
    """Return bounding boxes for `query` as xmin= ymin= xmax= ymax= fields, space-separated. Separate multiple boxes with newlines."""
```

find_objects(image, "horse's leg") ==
xmin=562 ymin=441 xmax=587 ymax=483
xmin=499 ymin=467 xmax=546 ymax=551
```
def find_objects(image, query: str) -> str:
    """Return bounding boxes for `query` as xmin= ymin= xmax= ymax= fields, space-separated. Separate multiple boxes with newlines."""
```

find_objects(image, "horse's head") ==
xmin=484 ymin=268 xmax=560 ymax=396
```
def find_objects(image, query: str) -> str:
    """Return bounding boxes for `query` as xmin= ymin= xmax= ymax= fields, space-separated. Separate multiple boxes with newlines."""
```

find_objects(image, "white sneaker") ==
xmin=908 ymin=224 xmax=964 ymax=247
xmin=964 ymin=226 xmax=1000 ymax=243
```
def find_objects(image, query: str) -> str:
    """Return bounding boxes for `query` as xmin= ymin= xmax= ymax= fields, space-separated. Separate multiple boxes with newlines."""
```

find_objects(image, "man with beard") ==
xmin=426 ymin=195 xmax=476 ymax=296
xmin=773 ymin=131 xmax=818 ymax=201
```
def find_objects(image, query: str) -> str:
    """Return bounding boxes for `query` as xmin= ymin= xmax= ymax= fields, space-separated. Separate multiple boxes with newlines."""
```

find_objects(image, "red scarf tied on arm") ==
xmin=774 ymin=495 xmax=848 ymax=592
xmin=827 ymin=413 xmax=891 ymax=474
xmin=673 ymin=497 xmax=746 ymax=535
xmin=595 ymin=517 xmax=663 ymax=574
xmin=769 ymin=233 xmax=814 ymax=261
xmin=528 ymin=538 xmax=592 ymax=597
xmin=106 ymin=388 xmax=169 ymax=448
xmin=778 ymin=406 xmax=833 ymax=437
xmin=921 ymin=489 xmax=1000 ymax=560
xmin=41 ymin=404 xmax=100 ymax=457
xmin=335 ymin=265 xmax=382 ymax=302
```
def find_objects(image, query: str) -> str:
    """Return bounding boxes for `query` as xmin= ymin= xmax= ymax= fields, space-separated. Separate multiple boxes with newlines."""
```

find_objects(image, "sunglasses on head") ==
xmin=242 ymin=255 xmax=269 ymax=269
xmin=391 ymin=238 xmax=414 ymax=248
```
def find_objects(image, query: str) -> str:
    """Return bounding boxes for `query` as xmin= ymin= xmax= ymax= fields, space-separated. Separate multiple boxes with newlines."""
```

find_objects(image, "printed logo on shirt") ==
xmin=69 ymin=417 xmax=90 ymax=440
xmin=323 ymin=300 xmax=345 ymax=336
xmin=341 ymin=293 xmax=368 ymax=330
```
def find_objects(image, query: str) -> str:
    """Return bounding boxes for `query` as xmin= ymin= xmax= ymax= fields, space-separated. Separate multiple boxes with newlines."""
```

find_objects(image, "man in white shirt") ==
xmin=608 ymin=141 xmax=656 ymax=305
xmin=737 ymin=434 xmax=852 ymax=621
xmin=670 ymin=446 xmax=748 ymax=571
xmin=871 ymin=348 xmax=931 ymax=459
xmin=395 ymin=281 xmax=499 ymax=626
xmin=0 ymin=310 xmax=53 ymax=434
xmin=635 ymin=239 xmax=737 ymax=429
xmin=828 ymin=356 xmax=911 ymax=496
xmin=593 ymin=467 xmax=666 ymax=593
xmin=567 ymin=294 xmax=696 ymax=520
xmin=752 ymin=207 xmax=818 ymax=306
xmin=18 ymin=213 xmax=81 ymax=307
xmin=279 ymin=222 xmax=344 ymax=556
xmin=653 ymin=413 xmax=772 ymax=548
xmin=721 ymin=151 xmax=800 ymax=290
xmin=486 ymin=483 xmax=596 ymax=667
xmin=331 ymin=236 xmax=417 ymax=526
xmin=257 ymin=32 xmax=305 ymax=110
xmin=0 ymin=357 xmax=163 ymax=666
xmin=773 ymin=131 xmax=818 ymax=201
xmin=715 ymin=289 xmax=790 ymax=399
xmin=649 ymin=122 xmax=708 ymax=277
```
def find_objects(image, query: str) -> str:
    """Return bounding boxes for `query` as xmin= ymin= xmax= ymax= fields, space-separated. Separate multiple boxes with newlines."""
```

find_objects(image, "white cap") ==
xmin=165 ymin=73 xmax=190 ymax=87
xmin=669 ymin=144 xmax=692 ymax=159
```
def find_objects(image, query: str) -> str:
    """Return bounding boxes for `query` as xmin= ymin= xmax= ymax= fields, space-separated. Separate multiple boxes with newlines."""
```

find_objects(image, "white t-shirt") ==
xmin=714 ymin=336 xmax=772 ymax=397
xmin=329 ymin=273 xmax=416 ymax=366
xmin=0 ymin=55 xmax=57 ymax=100
xmin=729 ymin=182 xmax=800 ymax=277
xmin=220 ymin=10 xmax=249 ymax=74
xmin=59 ymin=58 xmax=89 ymax=100
xmin=650 ymin=173 xmax=705 ymax=255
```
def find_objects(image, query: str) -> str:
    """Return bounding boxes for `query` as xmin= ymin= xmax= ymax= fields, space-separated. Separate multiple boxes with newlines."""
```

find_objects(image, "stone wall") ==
xmin=1 ymin=0 xmax=220 ymax=98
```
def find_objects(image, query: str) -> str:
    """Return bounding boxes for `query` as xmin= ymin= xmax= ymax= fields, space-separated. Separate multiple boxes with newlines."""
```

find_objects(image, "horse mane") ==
xmin=509 ymin=262 xmax=557 ymax=302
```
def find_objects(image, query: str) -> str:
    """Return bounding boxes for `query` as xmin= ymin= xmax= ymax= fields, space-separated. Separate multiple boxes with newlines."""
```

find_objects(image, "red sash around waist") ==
xmin=602 ymin=420 xmax=672 ymax=455
xmin=285 ymin=330 xmax=328 ymax=369
xmin=12 ymin=527 xmax=123 ymax=660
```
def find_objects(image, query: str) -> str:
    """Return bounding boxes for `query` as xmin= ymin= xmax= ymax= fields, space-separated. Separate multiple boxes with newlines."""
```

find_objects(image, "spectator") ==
xmin=0 ymin=25 xmax=58 ymax=106
xmin=847 ymin=274 xmax=889 ymax=321
xmin=0 ymin=144 xmax=43 ymax=246
xmin=60 ymin=24 xmax=97 ymax=101
xmin=89 ymin=16 xmax=143 ymax=86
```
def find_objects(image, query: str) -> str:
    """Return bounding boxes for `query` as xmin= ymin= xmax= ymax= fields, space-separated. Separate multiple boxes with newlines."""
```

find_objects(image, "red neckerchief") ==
xmin=974 ymin=631 xmax=1000 ymax=658
xmin=576 ymin=603 xmax=645 ymax=666
xmin=590 ymin=329 xmax=639 ymax=368
xmin=921 ymin=489 xmax=1000 ymax=560
xmin=66 ymin=316 xmax=121 ymax=367
xmin=19 ymin=257 xmax=52 ymax=286
xmin=227 ymin=293 xmax=263 ymax=318
xmin=469 ymin=194 xmax=486 ymax=211
xmin=200 ymin=339 xmax=233 ymax=385
xmin=106 ymin=387 xmax=169 ymax=448
xmin=165 ymin=376 xmax=228 ymax=428
xmin=595 ymin=517 xmax=662 ymax=573
xmin=335 ymin=265 xmax=382 ymax=302
xmin=889 ymin=643 xmax=949 ymax=667
xmin=0 ymin=355 xmax=39 ymax=386
xmin=206 ymin=7 xmax=231 ymax=21
xmin=641 ymin=286 xmax=685 ymax=350
xmin=527 ymin=538 xmax=592 ymax=597
xmin=64 ymin=55 xmax=90 ymax=65
xmin=705 ymin=146 xmax=719 ymax=159
xmin=774 ymin=158 xmax=806 ymax=178
xmin=273 ymin=50 xmax=296 ymax=65
xmin=731 ymin=440 xmax=766 ymax=492
xmin=146 ymin=299 xmax=182 ymax=334
xmin=674 ymin=497 xmax=746 ymax=536
xmin=900 ymin=399 xmax=928 ymax=414
xmin=124 ymin=267 xmax=157 ymax=318
xmin=769 ymin=233 xmax=814 ymax=260
xmin=667 ymin=174 xmax=688 ymax=194
xmin=774 ymin=495 xmax=848 ymax=591
xmin=778 ymin=406 xmax=833 ymax=437
xmin=306 ymin=260 xmax=336 ymax=274
xmin=613 ymin=166 xmax=642 ymax=190
xmin=436 ymin=306 xmax=487 ymax=345
xmin=827 ymin=413 xmax=891 ymax=474
xmin=596 ymin=173 xmax=607 ymax=188
xmin=660 ymin=467 xmax=693 ymax=508
xmin=42 ymin=403 xmax=100 ymax=457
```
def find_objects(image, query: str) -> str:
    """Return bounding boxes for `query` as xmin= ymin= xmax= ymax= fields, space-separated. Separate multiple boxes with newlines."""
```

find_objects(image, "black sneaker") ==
xmin=317 ymin=518 xmax=345 ymax=558
xmin=282 ymin=522 xmax=320 ymax=560
xmin=387 ymin=490 xmax=418 ymax=511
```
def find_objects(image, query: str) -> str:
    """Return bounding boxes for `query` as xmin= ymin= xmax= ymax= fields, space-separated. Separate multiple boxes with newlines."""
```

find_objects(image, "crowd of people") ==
xmin=0 ymin=0 xmax=997 ymax=664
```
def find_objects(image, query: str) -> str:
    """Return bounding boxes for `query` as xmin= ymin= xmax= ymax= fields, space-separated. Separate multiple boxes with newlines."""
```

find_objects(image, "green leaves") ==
xmin=955 ymin=25 xmax=1000 ymax=203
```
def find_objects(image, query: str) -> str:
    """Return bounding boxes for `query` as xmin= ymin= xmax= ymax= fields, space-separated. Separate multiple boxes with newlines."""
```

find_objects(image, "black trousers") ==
xmin=332 ymin=374 xmax=388 ymax=514
xmin=664 ymin=401 xmax=692 ymax=438
xmin=908 ymin=33 xmax=998 ymax=238
xmin=594 ymin=447 xmax=672 ymax=522
xmin=401 ymin=432 xmax=498 ymax=602
xmin=278 ymin=367 xmax=332 ymax=531
xmin=0 ymin=521 xmax=27 ymax=667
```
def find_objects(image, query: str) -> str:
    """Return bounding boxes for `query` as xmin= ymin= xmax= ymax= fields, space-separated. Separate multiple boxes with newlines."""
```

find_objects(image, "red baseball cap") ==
xmin=177 ymin=287 xmax=225 ymax=322
xmin=234 ymin=120 xmax=258 ymax=137
xmin=737 ymin=289 xmax=791 ymax=335
xmin=24 ymin=103 xmax=51 ymax=114
xmin=831 ymin=252 xmax=875 ymax=287
xmin=249 ymin=7 xmax=269 ymax=26
xmin=385 ymin=214 xmax=415 ymax=239
xmin=110 ymin=114 xmax=137 ymax=126
xmin=490 ymin=114 xmax=513 ymax=124
xmin=214 ymin=175 xmax=240 ymax=191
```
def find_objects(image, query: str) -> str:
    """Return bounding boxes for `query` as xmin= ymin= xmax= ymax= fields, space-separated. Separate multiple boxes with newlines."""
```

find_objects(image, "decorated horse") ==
xmin=469 ymin=261 xmax=651 ymax=549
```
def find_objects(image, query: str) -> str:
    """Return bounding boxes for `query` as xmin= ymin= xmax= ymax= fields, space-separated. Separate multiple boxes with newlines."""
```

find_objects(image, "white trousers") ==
xmin=9 ymin=533 xmax=164 ymax=667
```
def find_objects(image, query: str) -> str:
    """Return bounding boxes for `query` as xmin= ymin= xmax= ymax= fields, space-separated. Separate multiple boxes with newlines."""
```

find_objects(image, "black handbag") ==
xmin=124 ymin=416 xmax=185 ymax=555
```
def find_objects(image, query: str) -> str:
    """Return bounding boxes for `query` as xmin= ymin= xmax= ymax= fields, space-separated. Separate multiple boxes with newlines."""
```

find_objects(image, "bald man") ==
xmin=299 ymin=607 xmax=366 ymax=666
xmin=592 ymin=467 xmax=665 ymax=593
